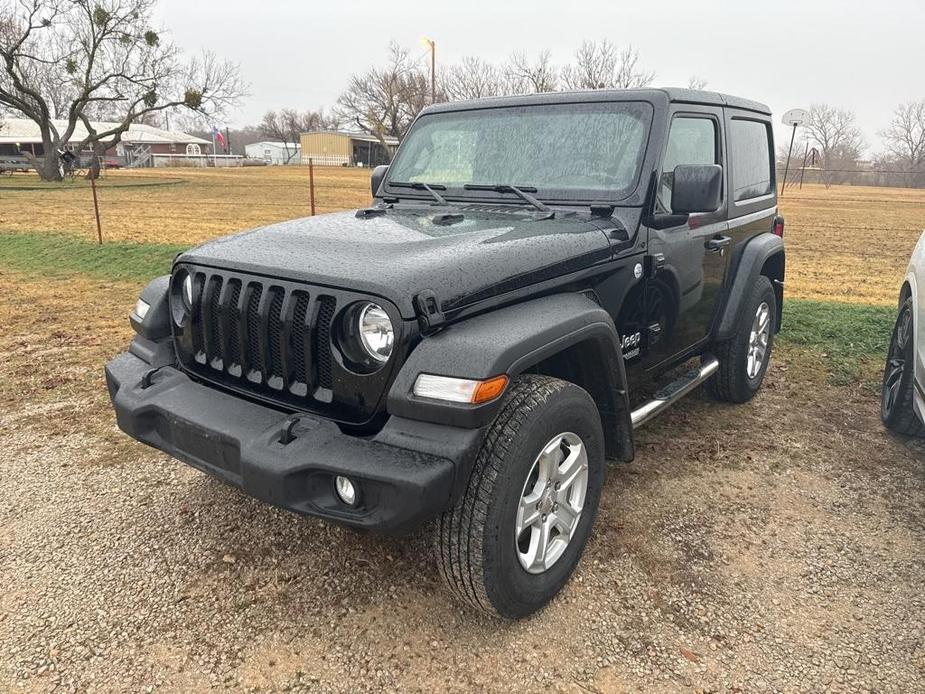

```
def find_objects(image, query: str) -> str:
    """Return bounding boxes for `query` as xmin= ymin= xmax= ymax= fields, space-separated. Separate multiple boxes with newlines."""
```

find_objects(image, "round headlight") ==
xmin=182 ymin=272 xmax=193 ymax=309
xmin=357 ymin=303 xmax=394 ymax=363
xmin=170 ymin=268 xmax=192 ymax=325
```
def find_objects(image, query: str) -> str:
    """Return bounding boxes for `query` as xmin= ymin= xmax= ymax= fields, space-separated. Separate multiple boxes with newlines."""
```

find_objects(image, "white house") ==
xmin=245 ymin=141 xmax=302 ymax=165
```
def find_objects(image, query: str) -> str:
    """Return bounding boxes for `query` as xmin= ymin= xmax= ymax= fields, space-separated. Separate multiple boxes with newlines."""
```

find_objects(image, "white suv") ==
xmin=882 ymin=231 xmax=925 ymax=436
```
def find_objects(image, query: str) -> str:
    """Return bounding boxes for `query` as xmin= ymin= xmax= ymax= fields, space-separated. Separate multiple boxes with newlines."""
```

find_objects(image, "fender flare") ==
xmin=715 ymin=233 xmax=785 ymax=340
xmin=387 ymin=293 xmax=633 ymax=458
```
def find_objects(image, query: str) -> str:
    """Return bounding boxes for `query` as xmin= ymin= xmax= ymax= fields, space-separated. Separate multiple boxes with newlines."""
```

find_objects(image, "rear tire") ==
xmin=435 ymin=375 xmax=605 ymax=619
xmin=708 ymin=275 xmax=777 ymax=403
xmin=881 ymin=297 xmax=924 ymax=436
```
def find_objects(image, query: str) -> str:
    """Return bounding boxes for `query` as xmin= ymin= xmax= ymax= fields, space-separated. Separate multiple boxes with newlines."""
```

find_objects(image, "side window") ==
xmin=658 ymin=117 xmax=717 ymax=214
xmin=729 ymin=119 xmax=772 ymax=201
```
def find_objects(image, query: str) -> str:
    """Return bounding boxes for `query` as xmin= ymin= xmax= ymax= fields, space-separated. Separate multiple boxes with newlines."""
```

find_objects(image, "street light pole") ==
xmin=423 ymin=38 xmax=436 ymax=103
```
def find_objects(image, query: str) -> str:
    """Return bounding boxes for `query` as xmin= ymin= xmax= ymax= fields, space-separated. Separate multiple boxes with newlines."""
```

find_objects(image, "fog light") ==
xmin=133 ymin=298 xmax=150 ymax=320
xmin=334 ymin=475 xmax=358 ymax=506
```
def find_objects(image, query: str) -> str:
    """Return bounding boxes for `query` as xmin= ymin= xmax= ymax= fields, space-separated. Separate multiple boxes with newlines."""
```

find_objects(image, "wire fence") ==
xmin=0 ymin=158 xmax=378 ymax=243
xmin=776 ymin=166 xmax=925 ymax=190
xmin=4 ymin=160 xmax=925 ymax=247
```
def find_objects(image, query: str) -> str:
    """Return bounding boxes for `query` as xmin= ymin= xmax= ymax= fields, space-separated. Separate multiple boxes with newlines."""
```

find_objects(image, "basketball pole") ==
xmin=780 ymin=122 xmax=797 ymax=197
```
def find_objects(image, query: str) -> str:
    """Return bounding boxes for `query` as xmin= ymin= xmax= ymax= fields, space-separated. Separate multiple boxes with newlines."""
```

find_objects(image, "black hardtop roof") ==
xmin=422 ymin=87 xmax=771 ymax=117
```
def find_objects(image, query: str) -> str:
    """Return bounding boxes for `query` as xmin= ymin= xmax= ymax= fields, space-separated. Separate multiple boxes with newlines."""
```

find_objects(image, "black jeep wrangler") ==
xmin=106 ymin=88 xmax=784 ymax=618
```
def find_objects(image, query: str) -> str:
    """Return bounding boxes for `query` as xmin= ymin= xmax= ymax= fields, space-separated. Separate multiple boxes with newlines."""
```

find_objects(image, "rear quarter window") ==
xmin=729 ymin=119 xmax=773 ymax=201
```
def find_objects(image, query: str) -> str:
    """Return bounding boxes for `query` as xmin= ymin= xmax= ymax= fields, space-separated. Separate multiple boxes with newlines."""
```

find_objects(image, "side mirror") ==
xmin=670 ymin=164 xmax=722 ymax=215
xmin=371 ymin=165 xmax=389 ymax=197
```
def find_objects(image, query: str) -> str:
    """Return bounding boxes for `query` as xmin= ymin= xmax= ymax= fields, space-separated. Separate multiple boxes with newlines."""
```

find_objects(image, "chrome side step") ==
xmin=630 ymin=356 xmax=720 ymax=429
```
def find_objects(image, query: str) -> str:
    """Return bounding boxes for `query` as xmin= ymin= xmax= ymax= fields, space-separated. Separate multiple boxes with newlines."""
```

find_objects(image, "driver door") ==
xmin=643 ymin=108 xmax=731 ymax=370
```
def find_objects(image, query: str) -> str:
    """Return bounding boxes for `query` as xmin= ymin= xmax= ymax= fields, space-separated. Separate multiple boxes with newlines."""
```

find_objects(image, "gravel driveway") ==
xmin=1 ymin=275 xmax=923 ymax=693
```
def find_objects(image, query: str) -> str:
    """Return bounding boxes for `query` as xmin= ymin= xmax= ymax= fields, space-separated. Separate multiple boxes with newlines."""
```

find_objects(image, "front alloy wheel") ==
xmin=515 ymin=432 xmax=588 ymax=574
xmin=435 ymin=375 xmax=604 ymax=619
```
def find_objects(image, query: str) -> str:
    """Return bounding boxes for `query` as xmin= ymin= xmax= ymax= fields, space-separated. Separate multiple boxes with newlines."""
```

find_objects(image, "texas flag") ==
xmin=212 ymin=126 xmax=226 ymax=148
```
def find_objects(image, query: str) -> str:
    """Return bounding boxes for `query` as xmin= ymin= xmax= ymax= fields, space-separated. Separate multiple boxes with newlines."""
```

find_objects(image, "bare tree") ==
xmin=258 ymin=110 xmax=298 ymax=163
xmin=687 ymin=75 xmax=708 ymax=91
xmin=560 ymin=40 xmax=654 ymax=90
xmin=335 ymin=42 xmax=433 ymax=146
xmin=880 ymin=100 xmax=925 ymax=170
xmin=803 ymin=104 xmax=865 ymax=186
xmin=441 ymin=56 xmax=505 ymax=101
xmin=505 ymin=50 xmax=559 ymax=94
xmin=0 ymin=0 xmax=244 ymax=181
xmin=258 ymin=108 xmax=336 ymax=163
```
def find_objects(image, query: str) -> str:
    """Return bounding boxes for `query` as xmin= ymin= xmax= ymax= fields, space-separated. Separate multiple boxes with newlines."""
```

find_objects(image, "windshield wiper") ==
xmin=389 ymin=181 xmax=448 ymax=205
xmin=463 ymin=184 xmax=551 ymax=213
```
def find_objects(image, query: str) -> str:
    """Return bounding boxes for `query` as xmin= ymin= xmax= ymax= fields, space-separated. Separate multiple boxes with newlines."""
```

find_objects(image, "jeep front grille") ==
xmin=171 ymin=265 xmax=402 ymax=424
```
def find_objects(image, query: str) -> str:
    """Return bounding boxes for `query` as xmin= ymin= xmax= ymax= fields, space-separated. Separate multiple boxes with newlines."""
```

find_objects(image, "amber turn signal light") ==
xmin=472 ymin=375 xmax=509 ymax=404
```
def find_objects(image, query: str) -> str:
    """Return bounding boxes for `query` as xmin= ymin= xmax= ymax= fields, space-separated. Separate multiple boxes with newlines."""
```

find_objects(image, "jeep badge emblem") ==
xmin=633 ymin=263 xmax=643 ymax=279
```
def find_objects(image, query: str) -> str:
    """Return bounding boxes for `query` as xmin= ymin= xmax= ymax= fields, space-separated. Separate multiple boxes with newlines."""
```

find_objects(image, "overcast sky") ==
xmin=154 ymin=0 xmax=924 ymax=154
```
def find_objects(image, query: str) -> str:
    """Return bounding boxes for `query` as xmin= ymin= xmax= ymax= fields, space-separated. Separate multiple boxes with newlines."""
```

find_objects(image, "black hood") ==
xmin=179 ymin=205 xmax=632 ymax=318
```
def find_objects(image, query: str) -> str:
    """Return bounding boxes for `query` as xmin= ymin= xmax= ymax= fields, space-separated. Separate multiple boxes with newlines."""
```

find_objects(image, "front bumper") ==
xmin=106 ymin=351 xmax=482 ymax=532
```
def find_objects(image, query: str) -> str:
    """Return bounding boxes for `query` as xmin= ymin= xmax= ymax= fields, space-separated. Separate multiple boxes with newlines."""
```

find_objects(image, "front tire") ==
xmin=881 ymin=297 xmax=924 ymax=436
xmin=435 ymin=376 xmax=605 ymax=619
xmin=708 ymin=275 xmax=777 ymax=403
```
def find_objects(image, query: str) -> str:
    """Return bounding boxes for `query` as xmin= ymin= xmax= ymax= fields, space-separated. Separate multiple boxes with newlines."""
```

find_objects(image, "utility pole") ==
xmin=423 ymin=38 xmax=436 ymax=103
xmin=210 ymin=125 xmax=217 ymax=167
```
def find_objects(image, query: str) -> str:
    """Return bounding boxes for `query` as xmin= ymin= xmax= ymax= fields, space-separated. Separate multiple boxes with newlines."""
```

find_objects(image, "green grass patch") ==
xmin=0 ymin=231 xmax=185 ymax=282
xmin=780 ymin=299 xmax=894 ymax=387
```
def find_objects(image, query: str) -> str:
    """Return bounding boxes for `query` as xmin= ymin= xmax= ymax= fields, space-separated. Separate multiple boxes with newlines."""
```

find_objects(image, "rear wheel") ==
xmin=435 ymin=375 xmax=604 ymax=619
xmin=708 ymin=275 xmax=776 ymax=403
xmin=881 ymin=297 xmax=924 ymax=436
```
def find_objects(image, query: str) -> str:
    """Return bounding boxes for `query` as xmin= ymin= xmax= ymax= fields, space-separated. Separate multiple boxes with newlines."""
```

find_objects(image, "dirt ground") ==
xmin=0 ymin=270 xmax=922 ymax=692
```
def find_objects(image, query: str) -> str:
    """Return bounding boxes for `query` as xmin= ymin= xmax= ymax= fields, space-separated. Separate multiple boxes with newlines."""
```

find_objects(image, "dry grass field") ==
xmin=0 ymin=167 xmax=372 ymax=246
xmin=780 ymin=184 xmax=925 ymax=306
xmin=2 ymin=166 xmax=924 ymax=305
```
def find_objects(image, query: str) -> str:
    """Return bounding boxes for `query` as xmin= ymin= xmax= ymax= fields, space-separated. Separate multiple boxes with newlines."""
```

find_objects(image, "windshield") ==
xmin=386 ymin=101 xmax=653 ymax=202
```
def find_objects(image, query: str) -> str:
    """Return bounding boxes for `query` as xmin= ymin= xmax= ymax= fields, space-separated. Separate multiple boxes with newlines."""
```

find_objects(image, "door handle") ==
xmin=705 ymin=235 xmax=732 ymax=252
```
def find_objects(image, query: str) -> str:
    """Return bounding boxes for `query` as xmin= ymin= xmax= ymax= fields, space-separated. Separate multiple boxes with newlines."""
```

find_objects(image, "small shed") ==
xmin=245 ymin=141 xmax=302 ymax=165
xmin=299 ymin=130 xmax=398 ymax=167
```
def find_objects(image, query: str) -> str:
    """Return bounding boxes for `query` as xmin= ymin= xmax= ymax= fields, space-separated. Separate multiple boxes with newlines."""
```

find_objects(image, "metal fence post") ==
xmin=309 ymin=157 xmax=316 ymax=216
xmin=90 ymin=158 xmax=103 ymax=244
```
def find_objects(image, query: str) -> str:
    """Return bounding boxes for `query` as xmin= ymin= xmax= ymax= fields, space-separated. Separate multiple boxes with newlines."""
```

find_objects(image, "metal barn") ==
xmin=299 ymin=131 xmax=398 ymax=167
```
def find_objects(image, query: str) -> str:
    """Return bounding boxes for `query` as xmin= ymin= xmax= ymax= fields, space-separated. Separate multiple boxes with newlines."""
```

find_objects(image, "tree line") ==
xmin=216 ymin=40 xmax=668 ymax=163
xmin=1 ymin=1 xmax=923 ymax=186
xmin=230 ymin=42 xmax=925 ymax=189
